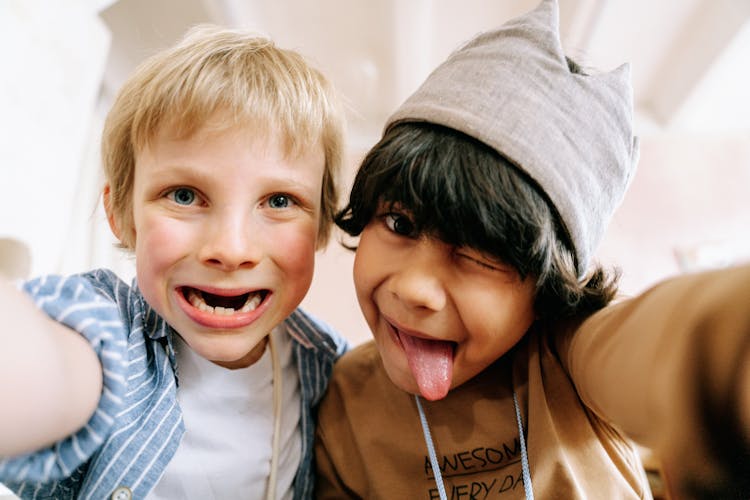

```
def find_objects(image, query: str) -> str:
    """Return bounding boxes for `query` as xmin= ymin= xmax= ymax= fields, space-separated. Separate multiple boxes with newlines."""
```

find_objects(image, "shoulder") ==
xmin=327 ymin=341 xmax=387 ymax=396
xmin=20 ymin=269 xmax=131 ymax=398
xmin=333 ymin=340 xmax=381 ymax=372
xmin=22 ymin=269 xmax=133 ymax=312
xmin=285 ymin=308 xmax=349 ymax=360
xmin=318 ymin=340 xmax=412 ymax=431
xmin=21 ymin=267 xmax=131 ymax=375
xmin=21 ymin=269 xmax=132 ymax=329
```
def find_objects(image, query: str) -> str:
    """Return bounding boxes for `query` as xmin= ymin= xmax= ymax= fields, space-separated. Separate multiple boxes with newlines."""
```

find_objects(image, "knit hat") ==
xmin=385 ymin=0 xmax=639 ymax=277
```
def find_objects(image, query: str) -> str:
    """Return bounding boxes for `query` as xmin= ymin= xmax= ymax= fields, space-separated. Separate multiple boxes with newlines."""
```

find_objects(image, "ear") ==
xmin=102 ymin=184 xmax=121 ymax=240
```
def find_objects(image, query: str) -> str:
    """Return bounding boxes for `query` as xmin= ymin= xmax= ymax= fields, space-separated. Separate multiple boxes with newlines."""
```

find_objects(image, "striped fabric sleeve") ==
xmin=0 ymin=274 xmax=129 ymax=483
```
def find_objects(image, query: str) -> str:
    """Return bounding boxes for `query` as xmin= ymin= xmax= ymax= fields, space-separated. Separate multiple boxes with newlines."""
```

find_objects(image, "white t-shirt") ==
xmin=147 ymin=328 xmax=301 ymax=499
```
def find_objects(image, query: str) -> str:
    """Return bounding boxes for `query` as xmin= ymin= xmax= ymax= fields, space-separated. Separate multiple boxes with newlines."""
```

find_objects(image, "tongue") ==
xmin=399 ymin=333 xmax=454 ymax=401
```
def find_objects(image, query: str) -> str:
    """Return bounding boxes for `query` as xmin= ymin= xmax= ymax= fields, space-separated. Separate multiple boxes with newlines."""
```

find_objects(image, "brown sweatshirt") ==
xmin=315 ymin=264 xmax=750 ymax=499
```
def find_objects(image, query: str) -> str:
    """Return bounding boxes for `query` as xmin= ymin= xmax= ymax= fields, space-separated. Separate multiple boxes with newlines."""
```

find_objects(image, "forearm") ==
xmin=565 ymin=264 xmax=750 ymax=496
xmin=0 ymin=278 xmax=103 ymax=456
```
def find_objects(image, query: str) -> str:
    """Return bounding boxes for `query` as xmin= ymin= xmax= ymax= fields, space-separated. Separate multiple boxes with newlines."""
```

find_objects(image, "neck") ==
xmin=213 ymin=336 xmax=269 ymax=369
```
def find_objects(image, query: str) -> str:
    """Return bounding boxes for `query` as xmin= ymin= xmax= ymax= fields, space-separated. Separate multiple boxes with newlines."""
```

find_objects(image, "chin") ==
xmin=381 ymin=358 xmax=419 ymax=395
xmin=191 ymin=335 xmax=255 ymax=359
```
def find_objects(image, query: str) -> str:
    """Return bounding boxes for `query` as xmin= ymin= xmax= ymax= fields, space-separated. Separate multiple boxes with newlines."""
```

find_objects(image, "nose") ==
xmin=387 ymin=239 xmax=448 ymax=312
xmin=198 ymin=208 xmax=262 ymax=271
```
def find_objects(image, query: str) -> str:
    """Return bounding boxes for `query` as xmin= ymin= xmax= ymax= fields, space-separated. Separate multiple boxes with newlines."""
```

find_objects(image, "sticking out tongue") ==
xmin=399 ymin=332 xmax=454 ymax=401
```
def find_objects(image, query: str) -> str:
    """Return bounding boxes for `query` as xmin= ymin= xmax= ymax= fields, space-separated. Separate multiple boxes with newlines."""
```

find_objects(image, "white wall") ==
xmin=0 ymin=1 xmax=114 ymax=279
xmin=598 ymin=133 xmax=750 ymax=296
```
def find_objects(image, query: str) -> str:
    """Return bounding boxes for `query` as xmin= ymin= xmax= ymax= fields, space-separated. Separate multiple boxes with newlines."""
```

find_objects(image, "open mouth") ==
xmin=181 ymin=287 xmax=269 ymax=316
xmin=385 ymin=319 xmax=456 ymax=400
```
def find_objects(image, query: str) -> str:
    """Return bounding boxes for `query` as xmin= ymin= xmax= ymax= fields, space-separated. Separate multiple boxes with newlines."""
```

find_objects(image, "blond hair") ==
xmin=102 ymin=24 xmax=345 ymax=248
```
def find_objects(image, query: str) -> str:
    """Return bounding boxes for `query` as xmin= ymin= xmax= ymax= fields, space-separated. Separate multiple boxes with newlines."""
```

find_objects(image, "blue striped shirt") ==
xmin=0 ymin=269 xmax=348 ymax=499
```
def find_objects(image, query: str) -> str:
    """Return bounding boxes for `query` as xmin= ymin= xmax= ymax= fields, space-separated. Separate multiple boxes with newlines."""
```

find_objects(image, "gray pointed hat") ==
xmin=385 ymin=0 xmax=639 ymax=277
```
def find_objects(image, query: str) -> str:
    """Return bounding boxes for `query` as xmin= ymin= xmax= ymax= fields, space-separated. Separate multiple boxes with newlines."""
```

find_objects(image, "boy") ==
xmin=0 ymin=25 xmax=347 ymax=499
xmin=315 ymin=1 xmax=749 ymax=498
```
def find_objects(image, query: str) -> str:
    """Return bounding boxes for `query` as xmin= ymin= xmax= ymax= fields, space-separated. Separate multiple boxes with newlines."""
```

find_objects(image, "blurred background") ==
xmin=1 ymin=0 xmax=750 ymax=348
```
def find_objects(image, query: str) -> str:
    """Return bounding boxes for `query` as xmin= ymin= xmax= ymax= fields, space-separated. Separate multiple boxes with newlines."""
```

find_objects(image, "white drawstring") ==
xmin=513 ymin=391 xmax=534 ymax=500
xmin=266 ymin=333 xmax=282 ymax=500
xmin=415 ymin=395 xmax=448 ymax=500
xmin=416 ymin=391 xmax=534 ymax=500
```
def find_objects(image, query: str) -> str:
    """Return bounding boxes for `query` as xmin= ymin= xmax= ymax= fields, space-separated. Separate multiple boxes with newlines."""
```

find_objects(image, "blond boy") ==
xmin=0 ymin=25 xmax=347 ymax=499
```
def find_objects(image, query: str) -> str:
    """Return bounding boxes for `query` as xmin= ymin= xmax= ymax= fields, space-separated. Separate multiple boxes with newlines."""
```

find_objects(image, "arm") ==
xmin=563 ymin=264 xmax=750 ymax=498
xmin=0 ymin=278 xmax=102 ymax=457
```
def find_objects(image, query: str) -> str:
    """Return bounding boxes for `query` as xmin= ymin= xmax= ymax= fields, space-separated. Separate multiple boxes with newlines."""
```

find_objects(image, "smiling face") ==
xmin=353 ymin=206 xmax=537 ymax=400
xmin=110 ymin=121 xmax=324 ymax=369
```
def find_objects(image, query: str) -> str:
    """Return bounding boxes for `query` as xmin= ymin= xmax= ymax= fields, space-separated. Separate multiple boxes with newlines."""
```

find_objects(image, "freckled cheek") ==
xmin=133 ymin=214 xmax=193 ymax=278
xmin=272 ymin=225 xmax=318 ymax=281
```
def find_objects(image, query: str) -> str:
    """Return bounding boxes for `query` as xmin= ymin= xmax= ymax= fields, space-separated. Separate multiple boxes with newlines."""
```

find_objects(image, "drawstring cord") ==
xmin=267 ymin=334 xmax=282 ymax=500
xmin=415 ymin=395 xmax=448 ymax=500
xmin=512 ymin=391 xmax=534 ymax=500
xmin=416 ymin=391 xmax=533 ymax=500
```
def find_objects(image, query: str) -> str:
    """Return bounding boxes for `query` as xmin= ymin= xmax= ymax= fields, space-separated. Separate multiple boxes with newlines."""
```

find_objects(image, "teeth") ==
xmin=186 ymin=289 xmax=263 ymax=315
xmin=241 ymin=294 xmax=262 ymax=312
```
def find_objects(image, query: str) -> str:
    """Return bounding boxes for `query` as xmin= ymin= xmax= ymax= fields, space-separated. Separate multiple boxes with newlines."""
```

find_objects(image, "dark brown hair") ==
xmin=335 ymin=122 xmax=619 ymax=319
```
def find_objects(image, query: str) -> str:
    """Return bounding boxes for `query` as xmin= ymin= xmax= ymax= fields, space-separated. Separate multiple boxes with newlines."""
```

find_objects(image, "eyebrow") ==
xmin=146 ymin=163 xmax=320 ymax=195
xmin=144 ymin=163 xmax=215 ymax=183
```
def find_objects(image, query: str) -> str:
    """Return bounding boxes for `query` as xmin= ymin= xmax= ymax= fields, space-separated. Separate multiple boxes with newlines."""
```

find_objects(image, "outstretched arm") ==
xmin=0 ymin=278 xmax=102 ymax=457
xmin=564 ymin=264 xmax=750 ymax=498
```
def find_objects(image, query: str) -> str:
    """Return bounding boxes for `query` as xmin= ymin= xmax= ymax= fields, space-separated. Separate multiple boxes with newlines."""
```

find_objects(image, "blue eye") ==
xmin=170 ymin=188 xmax=196 ymax=205
xmin=384 ymin=213 xmax=415 ymax=236
xmin=268 ymin=194 xmax=292 ymax=209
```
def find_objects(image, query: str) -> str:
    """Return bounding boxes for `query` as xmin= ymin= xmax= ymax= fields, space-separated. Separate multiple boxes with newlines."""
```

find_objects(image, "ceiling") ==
xmin=99 ymin=0 xmax=750 ymax=147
